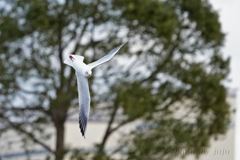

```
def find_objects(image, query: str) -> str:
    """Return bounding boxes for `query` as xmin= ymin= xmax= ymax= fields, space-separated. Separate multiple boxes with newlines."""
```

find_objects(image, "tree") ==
xmin=0 ymin=0 xmax=230 ymax=160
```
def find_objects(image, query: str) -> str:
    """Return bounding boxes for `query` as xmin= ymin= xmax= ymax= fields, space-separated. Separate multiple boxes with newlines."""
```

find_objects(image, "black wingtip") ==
xmin=79 ymin=126 xmax=85 ymax=137
xmin=82 ymin=133 xmax=86 ymax=139
xmin=81 ymin=131 xmax=86 ymax=139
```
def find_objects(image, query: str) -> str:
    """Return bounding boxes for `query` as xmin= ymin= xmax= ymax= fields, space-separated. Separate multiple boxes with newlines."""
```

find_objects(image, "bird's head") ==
xmin=85 ymin=70 xmax=92 ymax=77
xmin=69 ymin=55 xmax=75 ymax=61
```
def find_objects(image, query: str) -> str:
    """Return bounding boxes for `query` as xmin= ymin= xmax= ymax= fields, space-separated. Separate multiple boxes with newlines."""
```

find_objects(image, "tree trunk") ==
xmin=95 ymin=104 xmax=119 ymax=159
xmin=50 ymin=103 xmax=67 ymax=160
xmin=55 ymin=121 xmax=65 ymax=160
xmin=98 ymin=127 xmax=111 ymax=154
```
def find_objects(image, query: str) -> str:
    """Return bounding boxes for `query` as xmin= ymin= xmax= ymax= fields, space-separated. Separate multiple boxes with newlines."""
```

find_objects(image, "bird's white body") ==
xmin=63 ymin=42 xmax=127 ymax=138
xmin=64 ymin=55 xmax=92 ymax=77
xmin=73 ymin=61 xmax=91 ymax=77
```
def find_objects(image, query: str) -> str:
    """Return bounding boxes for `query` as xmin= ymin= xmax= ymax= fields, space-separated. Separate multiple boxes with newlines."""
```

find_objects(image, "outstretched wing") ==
xmin=64 ymin=55 xmax=84 ymax=67
xmin=87 ymin=42 xmax=127 ymax=69
xmin=76 ymin=72 xmax=90 ymax=138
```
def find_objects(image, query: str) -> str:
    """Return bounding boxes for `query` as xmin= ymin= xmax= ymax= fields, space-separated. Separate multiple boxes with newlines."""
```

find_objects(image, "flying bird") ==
xmin=64 ymin=42 xmax=127 ymax=138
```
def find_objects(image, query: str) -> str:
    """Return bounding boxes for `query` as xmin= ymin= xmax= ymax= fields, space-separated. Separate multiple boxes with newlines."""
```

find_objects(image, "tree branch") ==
xmin=110 ymin=119 xmax=131 ymax=133
xmin=140 ymin=28 xmax=183 ymax=84
xmin=0 ymin=113 xmax=54 ymax=154
xmin=98 ymin=103 xmax=119 ymax=153
xmin=2 ymin=105 xmax=49 ymax=115
xmin=140 ymin=44 xmax=178 ymax=84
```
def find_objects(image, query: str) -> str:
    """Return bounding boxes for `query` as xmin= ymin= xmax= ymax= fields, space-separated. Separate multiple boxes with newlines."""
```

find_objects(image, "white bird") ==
xmin=64 ymin=42 xmax=127 ymax=138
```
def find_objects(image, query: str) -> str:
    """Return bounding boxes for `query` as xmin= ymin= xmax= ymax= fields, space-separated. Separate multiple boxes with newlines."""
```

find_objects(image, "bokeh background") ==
xmin=0 ymin=0 xmax=239 ymax=160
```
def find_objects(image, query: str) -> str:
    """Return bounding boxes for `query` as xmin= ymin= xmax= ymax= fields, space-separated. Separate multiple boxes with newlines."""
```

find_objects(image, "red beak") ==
xmin=69 ymin=55 xmax=75 ymax=61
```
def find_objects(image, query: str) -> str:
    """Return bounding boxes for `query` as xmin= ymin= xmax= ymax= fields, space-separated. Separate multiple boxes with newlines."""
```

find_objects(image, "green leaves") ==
xmin=0 ymin=16 xmax=24 ymax=43
xmin=114 ymin=0 xmax=177 ymax=40
xmin=114 ymin=81 xmax=158 ymax=119
xmin=181 ymin=0 xmax=224 ymax=46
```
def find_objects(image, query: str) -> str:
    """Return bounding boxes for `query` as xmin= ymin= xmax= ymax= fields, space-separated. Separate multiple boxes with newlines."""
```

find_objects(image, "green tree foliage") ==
xmin=0 ymin=0 xmax=230 ymax=160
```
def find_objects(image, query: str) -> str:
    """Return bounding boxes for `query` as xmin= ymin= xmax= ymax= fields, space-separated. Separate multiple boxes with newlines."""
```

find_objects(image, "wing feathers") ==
xmin=87 ymin=42 xmax=127 ymax=69
xmin=76 ymin=72 xmax=90 ymax=138
xmin=64 ymin=55 xmax=84 ymax=66
xmin=72 ymin=55 xmax=84 ymax=62
xmin=63 ymin=56 xmax=73 ymax=67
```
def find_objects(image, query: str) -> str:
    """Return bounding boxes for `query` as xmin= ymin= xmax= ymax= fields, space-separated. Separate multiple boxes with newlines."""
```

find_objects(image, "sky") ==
xmin=208 ymin=0 xmax=240 ymax=89
xmin=208 ymin=0 xmax=240 ymax=160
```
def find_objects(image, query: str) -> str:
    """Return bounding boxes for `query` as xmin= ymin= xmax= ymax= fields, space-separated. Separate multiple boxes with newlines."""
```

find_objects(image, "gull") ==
xmin=64 ymin=42 xmax=127 ymax=138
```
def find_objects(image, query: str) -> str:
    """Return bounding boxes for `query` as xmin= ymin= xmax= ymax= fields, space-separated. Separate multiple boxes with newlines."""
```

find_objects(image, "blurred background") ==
xmin=0 ymin=0 xmax=238 ymax=160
